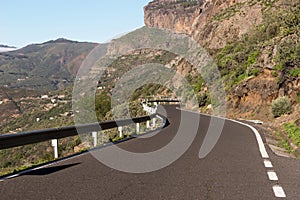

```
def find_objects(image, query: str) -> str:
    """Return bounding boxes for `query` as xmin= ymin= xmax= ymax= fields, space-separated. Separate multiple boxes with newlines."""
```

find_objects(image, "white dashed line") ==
xmin=177 ymin=108 xmax=287 ymax=198
xmin=273 ymin=185 xmax=287 ymax=198
xmin=264 ymin=160 xmax=273 ymax=168
xmin=267 ymin=171 xmax=279 ymax=181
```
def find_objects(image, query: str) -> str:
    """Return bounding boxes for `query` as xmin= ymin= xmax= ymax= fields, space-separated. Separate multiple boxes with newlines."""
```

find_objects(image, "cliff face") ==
xmin=144 ymin=0 xmax=263 ymax=49
xmin=144 ymin=0 xmax=300 ymax=120
xmin=144 ymin=0 xmax=203 ymax=35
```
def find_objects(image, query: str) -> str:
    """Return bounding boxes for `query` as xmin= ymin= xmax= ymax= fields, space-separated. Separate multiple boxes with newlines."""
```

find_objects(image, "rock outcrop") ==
xmin=144 ymin=0 xmax=263 ymax=49
xmin=144 ymin=0 xmax=300 ymax=119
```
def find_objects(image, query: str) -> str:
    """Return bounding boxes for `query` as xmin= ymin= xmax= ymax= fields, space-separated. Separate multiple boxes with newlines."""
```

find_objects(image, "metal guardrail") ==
xmin=142 ymin=104 xmax=158 ymax=114
xmin=144 ymin=99 xmax=180 ymax=103
xmin=0 ymin=114 xmax=160 ymax=150
xmin=147 ymin=99 xmax=180 ymax=103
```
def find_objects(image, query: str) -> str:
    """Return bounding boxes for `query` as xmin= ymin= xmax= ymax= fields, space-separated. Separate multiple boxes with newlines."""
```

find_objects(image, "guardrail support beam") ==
xmin=152 ymin=118 xmax=156 ymax=127
xmin=118 ymin=127 xmax=123 ymax=138
xmin=136 ymin=123 xmax=140 ymax=134
xmin=92 ymin=132 xmax=97 ymax=147
xmin=51 ymin=139 xmax=58 ymax=159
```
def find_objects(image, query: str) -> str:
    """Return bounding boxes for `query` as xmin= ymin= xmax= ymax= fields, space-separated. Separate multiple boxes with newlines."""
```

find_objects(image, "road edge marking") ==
xmin=176 ymin=107 xmax=287 ymax=198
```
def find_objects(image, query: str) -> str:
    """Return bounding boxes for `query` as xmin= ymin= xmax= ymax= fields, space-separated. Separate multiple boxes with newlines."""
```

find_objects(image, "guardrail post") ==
xmin=146 ymin=120 xmax=150 ymax=128
xmin=118 ymin=126 xmax=123 ymax=138
xmin=136 ymin=123 xmax=140 ymax=134
xmin=92 ymin=132 xmax=97 ymax=147
xmin=152 ymin=118 xmax=156 ymax=127
xmin=51 ymin=139 xmax=58 ymax=159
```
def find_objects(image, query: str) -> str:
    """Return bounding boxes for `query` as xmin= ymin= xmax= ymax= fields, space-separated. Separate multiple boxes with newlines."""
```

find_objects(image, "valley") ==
xmin=0 ymin=0 xmax=299 ymax=176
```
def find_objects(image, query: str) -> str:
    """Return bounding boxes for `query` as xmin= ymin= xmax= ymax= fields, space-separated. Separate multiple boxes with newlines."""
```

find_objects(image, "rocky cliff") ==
xmin=144 ymin=0 xmax=300 ymax=120
xmin=145 ymin=0 xmax=263 ymax=49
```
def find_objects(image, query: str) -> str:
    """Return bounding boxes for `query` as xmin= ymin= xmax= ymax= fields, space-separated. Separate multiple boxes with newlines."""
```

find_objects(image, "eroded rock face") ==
xmin=144 ymin=0 xmax=204 ymax=34
xmin=230 ymin=70 xmax=278 ymax=110
xmin=230 ymin=70 xmax=300 ymax=119
xmin=284 ymin=78 xmax=300 ymax=103
xmin=144 ymin=0 xmax=263 ymax=49
xmin=144 ymin=0 xmax=299 ymax=119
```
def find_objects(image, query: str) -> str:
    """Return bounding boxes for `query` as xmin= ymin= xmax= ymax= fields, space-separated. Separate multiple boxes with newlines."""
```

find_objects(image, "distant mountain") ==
xmin=42 ymin=38 xmax=80 ymax=44
xmin=0 ymin=44 xmax=17 ymax=48
xmin=0 ymin=39 xmax=98 ymax=91
xmin=0 ymin=44 xmax=17 ymax=53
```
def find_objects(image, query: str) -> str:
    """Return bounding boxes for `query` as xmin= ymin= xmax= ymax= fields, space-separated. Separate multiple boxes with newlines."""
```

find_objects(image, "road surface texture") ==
xmin=1 ymin=105 xmax=299 ymax=199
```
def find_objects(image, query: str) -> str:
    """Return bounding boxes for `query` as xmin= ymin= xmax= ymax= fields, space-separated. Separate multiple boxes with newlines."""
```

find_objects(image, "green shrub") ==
xmin=249 ymin=68 xmax=261 ymax=76
xmin=213 ymin=3 xmax=243 ymax=21
xmin=283 ymin=122 xmax=300 ymax=145
xmin=271 ymin=96 xmax=292 ymax=117
xmin=111 ymin=134 xmax=129 ymax=142
xmin=289 ymin=68 xmax=300 ymax=77
xmin=273 ymin=63 xmax=284 ymax=71
xmin=197 ymin=93 xmax=211 ymax=107
xmin=245 ymin=51 xmax=260 ymax=68
xmin=279 ymin=139 xmax=294 ymax=153
xmin=275 ymin=38 xmax=300 ymax=69
xmin=193 ymin=77 xmax=204 ymax=93
xmin=271 ymin=70 xmax=277 ymax=77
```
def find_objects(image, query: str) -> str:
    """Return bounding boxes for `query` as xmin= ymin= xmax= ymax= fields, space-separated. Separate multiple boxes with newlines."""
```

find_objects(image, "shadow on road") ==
xmin=21 ymin=163 xmax=81 ymax=176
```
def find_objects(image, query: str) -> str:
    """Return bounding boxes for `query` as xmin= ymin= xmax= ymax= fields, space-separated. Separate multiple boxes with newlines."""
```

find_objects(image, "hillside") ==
xmin=0 ymin=0 xmax=299 ymax=175
xmin=0 ymin=39 xmax=98 ymax=91
xmin=145 ymin=0 xmax=299 ymax=119
xmin=0 ymin=39 xmax=98 ymax=131
xmin=1 ymin=0 xmax=299 ymax=138
xmin=144 ymin=0 xmax=264 ymax=49
xmin=144 ymin=0 xmax=300 ymax=156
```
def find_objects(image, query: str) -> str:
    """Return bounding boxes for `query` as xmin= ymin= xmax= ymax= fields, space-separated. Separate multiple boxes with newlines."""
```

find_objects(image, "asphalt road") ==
xmin=1 ymin=105 xmax=299 ymax=199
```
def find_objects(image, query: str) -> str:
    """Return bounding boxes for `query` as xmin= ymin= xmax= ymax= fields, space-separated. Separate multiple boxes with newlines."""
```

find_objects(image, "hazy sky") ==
xmin=1 ymin=0 xmax=151 ymax=47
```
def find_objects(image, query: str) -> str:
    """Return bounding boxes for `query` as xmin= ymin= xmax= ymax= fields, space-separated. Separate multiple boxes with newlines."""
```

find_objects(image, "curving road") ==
xmin=0 ymin=105 xmax=299 ymax=199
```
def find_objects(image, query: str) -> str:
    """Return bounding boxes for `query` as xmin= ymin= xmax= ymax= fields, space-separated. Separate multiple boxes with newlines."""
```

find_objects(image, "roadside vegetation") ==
xmin=214 ymin=0 xmax=300 ymax=89
xmin=270 ymin=96 xmax=292 ymax=118
xmin=0 ymin=91 xmax=155 ymax=176
xmin=0 ymin=50 xmax=173 ymax=176
xmin=283 ymin=122 xmax=300 ymax=147
xmin=1 ymin=0 xmax=300 ymax=174
xmin=210 ymin=0 xmax=300 ymax=157
xmin=274 ymin=121 xmax=300 ymax=157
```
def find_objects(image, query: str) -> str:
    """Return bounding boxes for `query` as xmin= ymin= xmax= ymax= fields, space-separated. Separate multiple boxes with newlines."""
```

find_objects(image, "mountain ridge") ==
xmin=0 ymin=38 xmax=98 ymax=91
xmin=0 ymin=44 xmax=17 ymax=53
xmin=0 ymin=44 xmax=17 ymax=49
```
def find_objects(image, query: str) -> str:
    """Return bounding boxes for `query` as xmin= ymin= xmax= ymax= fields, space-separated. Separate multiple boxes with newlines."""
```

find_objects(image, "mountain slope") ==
xmin=0 ymin=0 xmax=299 ymax=175
xmin=144 ymin=0 xmax=264 ymax=49
xmin=0 ymin=39 xmax=98 ymax=91
xmin=144 ymin=0 xmax=300 ymax=120
xmin=144 ymin=0 xmax=300 ymax=157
